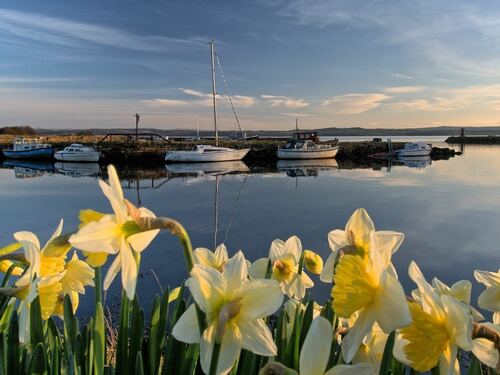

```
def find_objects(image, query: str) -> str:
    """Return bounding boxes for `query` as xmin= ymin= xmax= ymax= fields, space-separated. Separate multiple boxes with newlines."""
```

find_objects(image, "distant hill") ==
xmin=0 ymin=126 xmax=37 ymax=135
xmin=33 ymin=125 xmax=500 ymax=137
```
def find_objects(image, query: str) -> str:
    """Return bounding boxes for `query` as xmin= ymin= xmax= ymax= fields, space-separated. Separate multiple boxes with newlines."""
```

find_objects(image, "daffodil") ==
xmin=474 ymin=268 xmax=500 ymax=325
xmin=172 ymin=251 xmax=283 ymax=375
xmin=69 ymin=165 xmax=159 ymax=299
xmin=393 ymin=261 xmax=472 ymax=375
xmin=471 ymin=322 xmax=499 ymax=370
xmin=412 ymin=277 xmax=484 ymax=321
xmin=249 ymin=236 xmax=313 ymax=299
xmin=320 ymin=208 xmax=403 ymax=283
xmin=194 ymin=244 xmax=229 ymax=271
xmin=331 ymin=230 xmax=411 ymax=363
xmin=303 ymin=250 xmax=323 ymax=275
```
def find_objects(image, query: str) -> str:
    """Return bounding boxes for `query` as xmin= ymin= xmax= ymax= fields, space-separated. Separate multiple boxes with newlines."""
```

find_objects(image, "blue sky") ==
xmin=2 ymin=1 xmax=500 ymax=130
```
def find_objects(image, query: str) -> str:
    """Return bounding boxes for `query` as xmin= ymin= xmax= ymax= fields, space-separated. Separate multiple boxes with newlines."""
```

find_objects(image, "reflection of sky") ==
xmin=0 ymin=144 xmax=499 ymax=318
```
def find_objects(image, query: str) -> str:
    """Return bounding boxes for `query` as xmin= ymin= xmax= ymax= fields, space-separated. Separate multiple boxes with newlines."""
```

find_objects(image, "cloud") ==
xmin=261 ymin=94 xmax=309 ymax=108
xmin=0 ymin=8 xmax=205 ymax=52
xmin=180 ymin=88 xmax=206 ymax=97
xmin=384 ymin=86 xmax=426 ymax=94
xmin=321 ymin=93 xmax=391 ymax=114
xmin=389 ymin=73 xmax=414 ymax=80
xmin=142 ymin=99 xmax=189 ymax=107
xmin=281 ymin=112 xmax=310 ymax=117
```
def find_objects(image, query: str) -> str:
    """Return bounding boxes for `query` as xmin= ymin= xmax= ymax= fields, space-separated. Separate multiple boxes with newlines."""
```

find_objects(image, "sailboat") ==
xmin=165 ymin=41 xmax=250 ymax=163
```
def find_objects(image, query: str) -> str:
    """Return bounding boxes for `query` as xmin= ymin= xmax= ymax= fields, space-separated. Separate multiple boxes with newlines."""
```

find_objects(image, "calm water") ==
xmin=0 ymin=141 xmax=499 ymax=317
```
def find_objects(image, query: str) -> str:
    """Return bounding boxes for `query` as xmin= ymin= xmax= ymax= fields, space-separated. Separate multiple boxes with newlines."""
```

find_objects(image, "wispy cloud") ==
xmin=389 ymin=73 xmax=414 ymax=80
xmin=0 ymin=8 xmax=205 ymax=52
xmin=261 ymin=94 xmax=309 ymax=108
xmin=321 ymin=93 xmax=391 ymax=114
xmin=384 ymin=86 xmax=426 ymax=94
xmin=142 ymin=99 xmax=189 ymax=107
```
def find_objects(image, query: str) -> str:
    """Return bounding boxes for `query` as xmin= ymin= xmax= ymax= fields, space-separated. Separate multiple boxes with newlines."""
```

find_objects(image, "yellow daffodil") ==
xmin=69 ymin=164 xmax=159 ymax=299
xmin=249 ymin=236 xmax=313 ymax=299
xmin=393 ymin=261 xmax=472 ymax=375
xmin=303 ymin=250 xmax=323 ymax=275
xmin=332 ymin=230 xmax=411 ymax=363
xmin=413 ymin=277 xmax=484 ymax=321
xmin=320 ymin=208 xmax=403 ymax=283
xmin=194 ymin=244 xmax=229 ymax=271
xmin=0 ymin=242 xmax=23 ymax=275
xmin=474 ymin=269 xmax=500 ymax=325
xmin=172 ymin=251 xmax=283 ymax=375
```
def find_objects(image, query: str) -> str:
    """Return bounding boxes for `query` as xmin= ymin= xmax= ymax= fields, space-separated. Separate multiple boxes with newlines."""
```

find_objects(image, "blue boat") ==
xmin=2 ymin=137 xmax=54 ymax=159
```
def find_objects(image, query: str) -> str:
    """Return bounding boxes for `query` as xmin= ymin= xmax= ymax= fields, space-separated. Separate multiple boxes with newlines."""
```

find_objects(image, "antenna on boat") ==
xmin=296 ymin=118 xmax=298 ymax=131
xmin=210 ymin=40 xmax=218 ymax=146
xmin=134 ymin=113 xmax=140 ymax=141
xmin=196 ymin=118 xmax=200 ymax=140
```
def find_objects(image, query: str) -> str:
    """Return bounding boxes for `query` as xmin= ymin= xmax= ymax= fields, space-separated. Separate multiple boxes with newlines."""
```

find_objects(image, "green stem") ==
xmin=209 ymin=342 xmax=221 ymax=375
xmin=94 ymin=267 xmax=102 ymax=307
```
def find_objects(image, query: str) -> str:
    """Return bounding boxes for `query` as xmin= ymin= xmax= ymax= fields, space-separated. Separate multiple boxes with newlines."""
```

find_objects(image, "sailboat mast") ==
xmin=210 ymin=40 xmax=218 ymax=146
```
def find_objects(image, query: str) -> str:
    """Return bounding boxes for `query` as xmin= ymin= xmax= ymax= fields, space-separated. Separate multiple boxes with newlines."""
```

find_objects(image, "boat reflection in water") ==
xmin=276 ymin=158 xmax=339 ymax=178
xmin=396 ymin=155 xmax=432 ymax=169
xmin=1 ymin=160 xmax=55 ymax=179
xmin=55 ymin=162 xmax=101 ymax=177
xmin=165 ymin=161 xmax=250 ymax=178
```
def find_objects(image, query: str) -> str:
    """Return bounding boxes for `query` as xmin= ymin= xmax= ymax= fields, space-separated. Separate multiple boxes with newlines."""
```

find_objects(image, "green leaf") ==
xmin=28 ymin=342 xmax=48 ymax=375
xmin=0 ymin=300 xmax=15 ymax=333
xmin=299 ymin=300 xmax=314 ymax=349
xmin=129 ymin=297 xmax=144 ymax=371
xmin=378 ymin=331 xmax=396 ymax=375
xmin=30 ymin=296 xmax=44 ymax=346
xmin=116 ymin=291 xmax=131 ymax=375
xmin=148 ymin=294 xmax=162 ymax=375
xmin=93 ymin=302 xmax=105 ymax=375
xmin=7 ymin=313 xmax=20 ymax=375
xmin=466 ymin=354 xmax=482 ymax=375
xmin=135 ymin=351 xmax=144 ymax=375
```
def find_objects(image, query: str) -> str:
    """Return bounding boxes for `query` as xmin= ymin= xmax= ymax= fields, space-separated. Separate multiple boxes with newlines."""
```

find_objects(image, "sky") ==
xmin=2 ymin=1 xmax=500 ymax=130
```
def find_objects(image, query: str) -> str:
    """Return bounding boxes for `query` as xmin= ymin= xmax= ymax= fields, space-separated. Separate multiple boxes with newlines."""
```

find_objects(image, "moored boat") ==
xmin=2 ymin=137 xmax=54 ymax=159
xmin=165 ymin=40 xmax=249 ymax=163
xmin=276 ymin=129 xmax=339 ymax=160
xmin=396 ymin=141 xmax=431 ymax=157
xmin=54 ymin=144 xmax=101 ymax=162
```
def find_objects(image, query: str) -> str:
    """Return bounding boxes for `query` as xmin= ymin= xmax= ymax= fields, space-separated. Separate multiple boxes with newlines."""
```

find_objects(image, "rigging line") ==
xmin=223 ymin=174 xmax=249 ymax=244
xmin=215 ymin=52 xmax=244 ymax=137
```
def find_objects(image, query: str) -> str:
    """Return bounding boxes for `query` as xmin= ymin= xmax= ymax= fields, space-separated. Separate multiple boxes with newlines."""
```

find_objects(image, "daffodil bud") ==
xmin=303 ymin=250 xmax=323 ymax=274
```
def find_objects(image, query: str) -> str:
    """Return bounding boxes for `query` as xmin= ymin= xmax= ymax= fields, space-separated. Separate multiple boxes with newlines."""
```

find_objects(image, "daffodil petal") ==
xmin=408 ymin=261 xmax=445 ymax=319
xmin=188 ymin=264 xmax=225 ymax=314
xmin=320 ymin=252 xmax=336 ymax=283
xmin=284 ymin=236 xmax=301 ymax=264
xmin=282 ymin=273 xmax=306 ymax=299
xmin=127 ymin=207 xmax=159 ymax=252
xmin=214 ymin=244 xmax=228 ymax=264
xmin=239 ymin=319 xmax=276 ymax=356
xmin=223 ymin=251 xmax=247 ymax=292
xmin=345 ymin=208 xmax=374 ymax=249
xmin=269 ymin=239 xmax=285 ymax=261
xmin=120 ymin=242 xmax=138 ymax=300
xmin=299 ymin=316 xmax=332 ymax=375
xmin=99 ymin=165 xmax=128 ymax=222
xmin=474 ymin=269 xmax=500 ymax=288
xmin=328 ymin=229 xmax=348 ymax=251
xmin=478 ymin=285 xmax=500 ymax=312
xmin=200 ymin=323 xmax=216 ymax=375
xmin=172 ymin=304 xmax=201 ymax=344
xmin=69 ymin=216 xmax=120 ymax=254
xmin=392 ymin=334 xmax=411 ymax=366
xmin=438 ymin=344 xmax=459 ymax=375
xmin=103 ymin=254 xmax=121 ymax=291
xmin=248 ymin=258 xmax=268 ymax=280
xmin=450 ymin=280 xmax=472 ymax=304
xmin=373 ymin=272 xmax=411 ymax=333
xmin=236 ymin=279 xmax=283 ymax=321
xmin=376 ymin=231 xmax=404 ymax=255
xmin=472 ymin=337 xmax=499 ymax=369
xmin=342 ymin=307 xmax=376 ymax=363
xmin=494 ymin=312 xmax=500 ymax=325
xmin=216 ymin=323 xmax=242 ymax=375
xmin=194 ymin=247 xmax=218 ymax=267
xmin=441 ymin=295 xmax=472 ymax=350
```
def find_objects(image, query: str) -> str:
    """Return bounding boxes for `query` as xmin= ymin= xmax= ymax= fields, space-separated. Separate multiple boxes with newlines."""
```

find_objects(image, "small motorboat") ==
xmin=396 ymin=142 xmax=431 ymax=157
xmin=2 ymin=137 xmax=54 ymax=159
xmin=54 ymin=144 xmax=101 ymax=162
xmin=165 ymin=145 xmax=249 ymax=163
xmin=277 ymin=140 xmax=339 ymax=160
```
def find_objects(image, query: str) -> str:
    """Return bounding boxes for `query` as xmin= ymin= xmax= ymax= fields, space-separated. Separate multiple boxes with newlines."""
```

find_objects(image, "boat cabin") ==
xmin=281 ymin=140 xmax=317 ymax=150
xmin=292 ymin=131 xmax=318 ymax=142
xmin=63 ymin=144 xmax=96 ymax=152
xmin=12 ymin=137 xmax=51 ymax=151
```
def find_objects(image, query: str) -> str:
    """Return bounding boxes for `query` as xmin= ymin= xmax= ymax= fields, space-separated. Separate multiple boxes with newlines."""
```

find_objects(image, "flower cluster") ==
xmin=0 ymin=164 xmax=498 ymax=375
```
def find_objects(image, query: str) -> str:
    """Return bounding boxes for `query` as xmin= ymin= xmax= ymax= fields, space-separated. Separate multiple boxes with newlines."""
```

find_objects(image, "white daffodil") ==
xmin=299 ymin=316 xmax=378 ymax=375
xmin=172 ymin=251 xmax=283 ymax=375
xmin=194 ymin=244 xmax=229 ymax=271
xmin=69 ymin=165 xmax=159 ymax=299
xmin=332 ymin=230 xmax=411 ymax=363
xmin=474 ymin=269 xmax=500 ymax=325
xmin=393 ymin=261 xmax=473 ymax=375
xmin=320 ymin=208 xmax=404 ymax=283
xmin=249 ymin=236 xmax=313 ymax=299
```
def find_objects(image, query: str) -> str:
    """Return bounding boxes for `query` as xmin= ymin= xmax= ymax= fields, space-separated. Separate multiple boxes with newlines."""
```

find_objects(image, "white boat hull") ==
xmin=54 ymin=151 xmax=101 ymax=162
xmin=276 ymin=146 xmax=339 ymax=160
xmin=165 ymin=148 xmax=249 ymax=162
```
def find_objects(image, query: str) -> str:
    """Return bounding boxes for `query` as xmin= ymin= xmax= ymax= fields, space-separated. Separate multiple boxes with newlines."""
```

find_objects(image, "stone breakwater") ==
xmin=0 ymin=135 xmax=457 ymax=162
